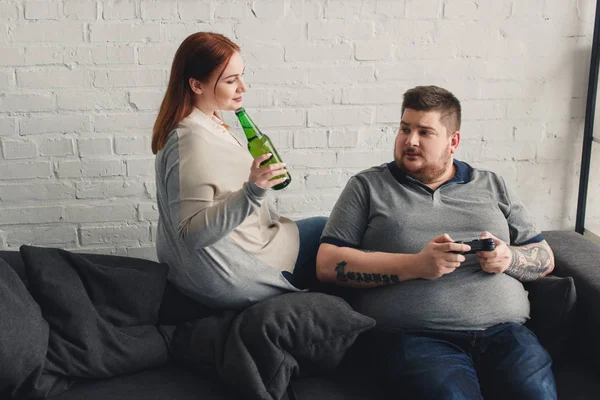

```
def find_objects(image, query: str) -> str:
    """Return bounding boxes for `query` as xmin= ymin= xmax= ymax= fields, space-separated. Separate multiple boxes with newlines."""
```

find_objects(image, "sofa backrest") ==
xmin=0 ymin=251 xmax=26 ymax=283
xmin=0 ymin=250 xmax=221 ymax=326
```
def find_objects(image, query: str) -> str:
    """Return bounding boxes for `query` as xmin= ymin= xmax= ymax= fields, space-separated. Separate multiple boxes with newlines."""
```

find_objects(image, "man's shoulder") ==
xmin=467 ymin=164 xmax=505 ymax=184
xmin=352 ymin=163 xmax=392 ymax=181
xmin=463 ymin=163 xmax=512 ymax=200
xmin=335 ymin=163 xmax=393 ymax=198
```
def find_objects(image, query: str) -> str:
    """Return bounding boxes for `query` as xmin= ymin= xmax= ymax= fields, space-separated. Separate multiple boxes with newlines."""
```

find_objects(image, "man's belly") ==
xmin=352 ymin=264 xmax=530 ymax=331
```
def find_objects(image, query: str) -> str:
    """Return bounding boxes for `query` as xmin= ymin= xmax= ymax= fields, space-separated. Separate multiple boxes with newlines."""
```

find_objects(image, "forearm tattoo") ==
xmin=505 ymin=241 xmax=553 ymax=282
xmin=335 ymin=260 xmax=399 ymax=285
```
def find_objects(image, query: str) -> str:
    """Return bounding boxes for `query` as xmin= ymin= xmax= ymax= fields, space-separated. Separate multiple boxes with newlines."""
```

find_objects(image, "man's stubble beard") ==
xmin=395 ymin=144 xmax=453 ymax=184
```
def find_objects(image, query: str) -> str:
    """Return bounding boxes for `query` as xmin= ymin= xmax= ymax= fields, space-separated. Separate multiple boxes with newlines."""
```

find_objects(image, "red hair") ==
xmin=152 ymin=32 xmax=240 ymax=154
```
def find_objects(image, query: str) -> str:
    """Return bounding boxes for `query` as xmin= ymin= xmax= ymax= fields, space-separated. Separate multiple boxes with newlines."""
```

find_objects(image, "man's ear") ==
xmin=189 ymin=78 xmax=203 ymax=95
xmin=450 ymin=131 xmax=460 ymax=154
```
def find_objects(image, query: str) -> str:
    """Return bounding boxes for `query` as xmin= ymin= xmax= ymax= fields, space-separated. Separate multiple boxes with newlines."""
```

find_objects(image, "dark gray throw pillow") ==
xmin=524 ymin=275 xmax=576 ymax=365
xmin=220 ymin=292 xmax=376 ymax=399
xmin=0 ymin=258 xmax=55 ymax=400
xmin=158 ymin=281 xmax=222 ymax=325
xmin=19 ymin=245 xmax=174 ymax=398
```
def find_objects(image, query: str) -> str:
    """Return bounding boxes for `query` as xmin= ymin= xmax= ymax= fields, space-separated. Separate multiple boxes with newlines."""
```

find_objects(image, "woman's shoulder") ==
xmin=156 ymin=125 xmax=209 ymax=166
xmin=168 ymin=122 xmax=217 ymax=155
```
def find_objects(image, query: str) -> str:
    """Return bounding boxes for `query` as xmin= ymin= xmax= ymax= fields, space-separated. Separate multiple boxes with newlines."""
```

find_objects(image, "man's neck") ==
xmin=423 ymin=162 xmax=456 ymax=191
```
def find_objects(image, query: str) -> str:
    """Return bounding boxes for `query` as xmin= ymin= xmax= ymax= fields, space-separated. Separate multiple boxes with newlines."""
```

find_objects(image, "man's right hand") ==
xmin=415 ymin=234 xmax=470 ymax=280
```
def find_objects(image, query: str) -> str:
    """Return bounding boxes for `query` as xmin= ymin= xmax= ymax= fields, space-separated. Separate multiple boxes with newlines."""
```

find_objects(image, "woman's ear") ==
xmin=189 ymin=78 xmax=203 ymax=95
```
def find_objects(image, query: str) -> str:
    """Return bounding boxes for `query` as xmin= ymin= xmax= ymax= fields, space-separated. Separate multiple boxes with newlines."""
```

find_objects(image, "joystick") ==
xmin=452 ymin=238 xmax=495 ymax=255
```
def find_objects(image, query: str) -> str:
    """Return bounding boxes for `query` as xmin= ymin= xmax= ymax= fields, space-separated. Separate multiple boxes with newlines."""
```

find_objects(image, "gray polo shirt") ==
xmin=321 ymin=160 xmax=543 ymax=331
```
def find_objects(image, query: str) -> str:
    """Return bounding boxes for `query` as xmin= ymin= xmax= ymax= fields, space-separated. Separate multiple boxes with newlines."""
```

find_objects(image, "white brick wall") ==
xmin=0 ymin=0 xmax=596 ymax=258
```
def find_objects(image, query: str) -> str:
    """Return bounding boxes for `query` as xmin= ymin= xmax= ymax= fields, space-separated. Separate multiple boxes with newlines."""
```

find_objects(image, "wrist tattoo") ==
xmin=335 ymin=260 xmax=399 ymax=285
xmin=505 ymin=242 xmax=553 ymax=282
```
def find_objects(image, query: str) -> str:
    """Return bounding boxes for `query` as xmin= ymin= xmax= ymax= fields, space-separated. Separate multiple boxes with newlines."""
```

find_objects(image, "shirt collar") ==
xmin=386 ymin=159 xmax=471 ymax=185
xmin=182 ymin=107 xmax=229 ymax=134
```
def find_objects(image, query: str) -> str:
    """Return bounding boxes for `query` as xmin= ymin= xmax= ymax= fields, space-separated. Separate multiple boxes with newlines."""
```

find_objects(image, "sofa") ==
xmin=1 ymin=230 xmax=600 ymax=399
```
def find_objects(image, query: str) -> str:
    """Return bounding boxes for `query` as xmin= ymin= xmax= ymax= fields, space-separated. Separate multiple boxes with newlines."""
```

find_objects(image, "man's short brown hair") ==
xmin=401 ymin=85 xmax=462 ymax=133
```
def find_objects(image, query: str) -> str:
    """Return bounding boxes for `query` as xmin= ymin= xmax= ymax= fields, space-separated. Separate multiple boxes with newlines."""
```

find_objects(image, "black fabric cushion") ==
xmin=46 ymin=363 xmax=238 ymax=400
xmin=18 ymin=245 xmax=175 ymax=398
xmin=0 ymin=251 xmax=26 ymax=283
xmin=224 ymin=292 xmax=375 ymax=399
xmin=543 ymin=230 xmax=600 ymax=362
xmin=0 ymin=258 xmax=55 ymax=399
xmin=524 ymin=275 xmax=576 ymax=365
xmin=0 ymin=250 xmax=220 ymax=327
xmin=158 ymin=281 xmax=222 ymax=325
xmin=174 ymin=292 xmax=376 ymax=400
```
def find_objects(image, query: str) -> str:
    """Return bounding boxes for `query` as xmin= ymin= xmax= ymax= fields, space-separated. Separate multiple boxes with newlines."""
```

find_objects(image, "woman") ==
xmin=152 ymin=32 xmax=327 ymax=309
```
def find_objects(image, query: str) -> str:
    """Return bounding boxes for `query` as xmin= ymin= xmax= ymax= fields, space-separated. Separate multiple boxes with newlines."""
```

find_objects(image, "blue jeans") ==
xmin=370 ymin=323 xmax=556 ymax=400
xmin=282 ymin=216 xmax=328 ymax=290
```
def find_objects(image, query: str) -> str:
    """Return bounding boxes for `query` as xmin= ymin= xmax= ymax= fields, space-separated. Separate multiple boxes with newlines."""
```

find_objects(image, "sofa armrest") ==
xmin=542 ymin=230 xmax=600 ymax=364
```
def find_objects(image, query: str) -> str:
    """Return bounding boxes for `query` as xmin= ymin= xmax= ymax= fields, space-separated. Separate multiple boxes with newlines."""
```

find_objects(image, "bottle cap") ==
xmin=234 ymin=107 xmax=245 ymax=114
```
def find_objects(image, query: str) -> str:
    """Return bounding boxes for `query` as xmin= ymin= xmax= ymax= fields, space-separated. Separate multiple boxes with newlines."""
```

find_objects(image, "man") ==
xmin=316 ymin=85 xmax=556 ymax=399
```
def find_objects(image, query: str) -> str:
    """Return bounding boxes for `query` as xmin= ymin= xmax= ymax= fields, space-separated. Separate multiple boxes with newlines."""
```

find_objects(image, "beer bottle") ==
xmin=235 ymin=107 xmax=291 ymax=190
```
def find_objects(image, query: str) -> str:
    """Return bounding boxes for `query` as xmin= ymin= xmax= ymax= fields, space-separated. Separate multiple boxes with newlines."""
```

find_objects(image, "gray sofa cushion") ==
xmin=543 ymin=230 xmax=600 ymax=361
xmin=17 ymin=245 xmax=175 ymax=398
xmin=524 ymin=275 xmax=576 ymax=364
xmin=0 ymin=258 xmax=56 ymax=400
xmin=21 ymin=245 xmax=169 ymax=326
xmin=43 ymin=364 xmax=237 ymax=400
xmin=174 ymin=292 xmax=376 ymax=400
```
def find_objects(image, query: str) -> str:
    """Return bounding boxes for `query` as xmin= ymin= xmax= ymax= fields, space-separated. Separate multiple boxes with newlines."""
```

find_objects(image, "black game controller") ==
xmin=451 ymin=238 xmax=495 ymax=255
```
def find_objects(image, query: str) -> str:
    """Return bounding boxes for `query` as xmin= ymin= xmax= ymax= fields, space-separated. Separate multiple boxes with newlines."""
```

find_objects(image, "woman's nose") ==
xmin=238 ymin=77 xmax=248 ymax=92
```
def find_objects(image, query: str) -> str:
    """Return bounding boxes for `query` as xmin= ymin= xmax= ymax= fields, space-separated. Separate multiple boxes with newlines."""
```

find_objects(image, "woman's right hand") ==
xmin=249 ymin=153 xmax=288 ymax=189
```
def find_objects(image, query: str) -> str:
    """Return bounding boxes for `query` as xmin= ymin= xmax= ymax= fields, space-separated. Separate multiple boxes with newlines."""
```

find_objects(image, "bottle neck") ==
xmin=235 ymin=108 xmax=262 ymax=140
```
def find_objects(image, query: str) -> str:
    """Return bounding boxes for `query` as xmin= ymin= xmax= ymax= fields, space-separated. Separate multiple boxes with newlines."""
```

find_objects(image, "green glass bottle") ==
xmin=235 ymin=107 xmax=291 ymax=190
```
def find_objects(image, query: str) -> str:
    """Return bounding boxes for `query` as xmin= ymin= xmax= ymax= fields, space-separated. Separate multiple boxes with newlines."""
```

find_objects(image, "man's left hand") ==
xmin=476 ymin=232 xmax=512 ymax=274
